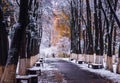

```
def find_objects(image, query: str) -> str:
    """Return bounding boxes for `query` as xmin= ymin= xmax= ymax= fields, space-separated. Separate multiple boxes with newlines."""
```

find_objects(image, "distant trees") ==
xmin=68 ymin=0 xmax=120 ymax=72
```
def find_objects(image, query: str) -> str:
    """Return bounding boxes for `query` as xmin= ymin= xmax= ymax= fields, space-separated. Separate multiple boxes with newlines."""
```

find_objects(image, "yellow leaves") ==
xmin=58 ymin=24 xmax=70 ymax=37
xmin=61 ymin=11 xmax=69 ymax=20
xmin=53 ymin=10 xmax=70 ymax=38
xmin=52 ymin=9 xmax=70 ymax=46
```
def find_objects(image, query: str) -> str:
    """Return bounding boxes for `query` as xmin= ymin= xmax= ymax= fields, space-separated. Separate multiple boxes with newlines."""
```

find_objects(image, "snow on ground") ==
xmin=33 ymin=62 xmax=58 ymax=71
xmin=18 ymin=58 xmax=120 ymax=83
xmin=61 ymin=58 xmax=120 ymax=83
xmin=36 ymin=58 xmax=67 ymax=83
xmin=78 ymin=64 xmax=120 ymax=83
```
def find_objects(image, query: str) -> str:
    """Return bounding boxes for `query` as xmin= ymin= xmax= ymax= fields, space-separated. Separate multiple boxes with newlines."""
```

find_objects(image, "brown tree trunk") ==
xmin=70 ymin=0 xmax=82 ymax=54
xmin=18 ymin=29 xmax=27 ymax=75
xmin=117 ymin=58 xmax=120 ymax=74
xmin=26 ymin=35 xmax=31 ymax=68
xmin=1 ymin=64 xmax=17 ymax=83
xmin=85 ymin=0 xmax=94 ymax=63
xmin=106 ymin=0 xmax=117 ymax=72
xmin=94 ymin=0 xmax=104 ymax=65
xmin=0 ymin=66 xmax=4 ymax=80
xmin=18 ymin=59 xmax=27 ymax=75
xmin=117 ymin=44 xmax=120 ymax=74
xmin=0 ymin=4 xmax=8 ymax=80
xmin=1 ymin=0 xmax=29 ymax=82
xmin=107 ymin=56 xmax=113 ymax=71
xmin=26 ymin=58 xmax=31 ymax=68
xmin=18 ymin=0 xmax=30 ymax=75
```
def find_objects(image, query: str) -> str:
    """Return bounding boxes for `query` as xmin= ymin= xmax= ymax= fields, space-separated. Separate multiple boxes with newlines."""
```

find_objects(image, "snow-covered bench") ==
xmin=26 ymin=67 xmax=41 ymax=76
xmin=88 ymin=63 xmax=103 ymax=69
xmin=16 ymin=75 xmax=31 ymax=83
xmin=16 ymin=75 xmax=38 ymax=83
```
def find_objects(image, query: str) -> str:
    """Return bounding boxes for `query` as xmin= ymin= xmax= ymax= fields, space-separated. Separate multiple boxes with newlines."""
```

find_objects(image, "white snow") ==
xmin=43 ymin=58 xmax=120 ymax=83
xmin=78 ymin=64 xmax=120 ymax=83
xmin=62 ymin=58 xmax=120 ymax=83
xmin=32 ymin=63 xmax=58 ymax=71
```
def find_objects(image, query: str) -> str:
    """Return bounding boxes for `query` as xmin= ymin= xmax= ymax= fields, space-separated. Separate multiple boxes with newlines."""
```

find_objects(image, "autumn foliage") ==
xmin=52 ymin=10 xmax=70 ymax=46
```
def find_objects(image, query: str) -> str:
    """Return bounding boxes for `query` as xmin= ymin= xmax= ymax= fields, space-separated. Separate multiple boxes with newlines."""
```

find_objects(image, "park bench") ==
xmin=35 ymin=60 xmax=43 ymax=67
xmin=16 ymin=75 xmax=31 ymax=83
xmin=78 ymin=61 xmax=84 ymax=64
xmin=27 ymin=67 xmax=41 ymax=76
xmin=16 ymin=75 xmax=38 ymax=83
xmin=35 ymin=62 xmax=41 ymax=67
xmin=88 ymin=63 xmax=103 ymax=69
xmin=35 ymin=58 xmax=44 ymax=67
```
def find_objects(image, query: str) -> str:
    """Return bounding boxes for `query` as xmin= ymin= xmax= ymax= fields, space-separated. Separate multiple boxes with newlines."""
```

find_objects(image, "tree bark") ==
xmin=106 ymin=0 xmax=120 ymax=28
xmin=86 ymin=0 xmax=93 ymax=55
xmin=107 ymin=0 xmax=117 ymax=72
xmin=70 ymin=0 xmax=82 ymax=54
xmin=85 ymin=0 xmax=94 ymax=63
xmin=0 ymin=5 xmax=8 ymax=80
xmin=117 ymin=44 xmax=120 ymax=74
xmin=1 ymin=0 xmax=29 ymax=82
xmin=94 ymin=0 xmax=99 ymax=55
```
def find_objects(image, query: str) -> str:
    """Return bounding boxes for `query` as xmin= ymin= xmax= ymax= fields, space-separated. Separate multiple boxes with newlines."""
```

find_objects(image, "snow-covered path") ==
xmin=38 ymin=58 xmax=113 ymax=83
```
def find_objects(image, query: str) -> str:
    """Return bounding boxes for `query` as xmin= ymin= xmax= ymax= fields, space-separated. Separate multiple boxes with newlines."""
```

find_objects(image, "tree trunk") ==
xmin=26 ymin=33 xmax=31 ymax=68
xmin=106 ymin=0 xmax=117 ymax=72
xmin=113 ymin=27 xmax=116 ymax=55
xmin=1 ymin=64 xmax=17 ymax=83
xmin=1 ymin=0 xmax=29 ymax=82
xmin=94 ymin=0 xmax=100 ymax=64
xmin=18 ymin=58 xmax=27 ymax=75
xmin=106 ymin=34 xmax=113 ymax=71
xmin=0 ymin=5 xmax=8 ymax=80
xmin=106 ymin=0 xmax=120 ymax=29
xmin=18 ymin=29 xmax=27 ymax=75
xmin=117 ymin=44 xmax=120 ymax=74
xmin=85 ymin=0 xmax=94 ymax=63
xmin=97 ymin=0 xmax=104 ymax=64
xmin=86 ymin=0 xmax=93 ymax=55
xmin=117 ymin=58 xmax=120 ymax=74
xmin=69 ymin=0 xmax=83 ymax=62
xmin=94 ymin=0 xmax=99 ymax=55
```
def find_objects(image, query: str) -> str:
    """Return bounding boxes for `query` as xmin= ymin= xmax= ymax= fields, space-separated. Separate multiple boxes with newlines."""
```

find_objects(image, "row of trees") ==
xmin=69 ymin=0 xmax=120 ymax=73
xmin=0 ymin=0 xmax=43 ymax=82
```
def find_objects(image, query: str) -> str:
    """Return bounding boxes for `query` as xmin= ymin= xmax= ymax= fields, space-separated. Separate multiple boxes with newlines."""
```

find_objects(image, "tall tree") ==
xmin=101 ymin=0 xmax=118 ymax=71
xmin=94 ymin=0 xmax=99 ymax=56
xmin=84 ymin=0 xmax=94 ymax=63
xmin=86 ymin=0 xmax=93 ymax=55
xmin=70 ymin=0 xmax=81 ymax=54
xmin=1 ymin=0 xmax=29 ymax=82
xmin=93 ymin=0 xmax=104 ymax=64
xmin=0 ymin=5 xmax=8 ymax=80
